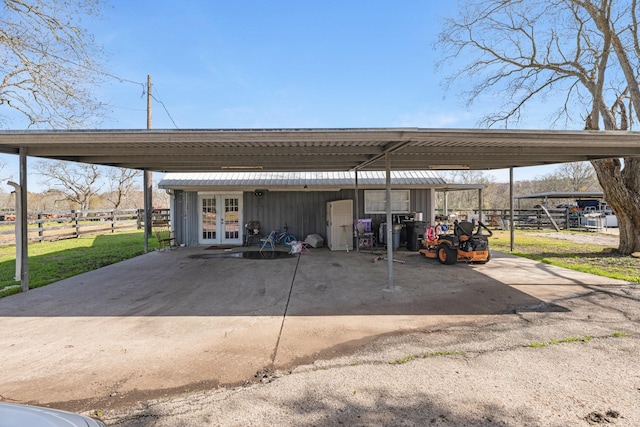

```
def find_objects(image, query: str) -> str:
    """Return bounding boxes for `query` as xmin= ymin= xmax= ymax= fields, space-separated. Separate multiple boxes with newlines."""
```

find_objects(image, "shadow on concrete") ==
xmin=109 ymin=386 xmax=540 ymax=427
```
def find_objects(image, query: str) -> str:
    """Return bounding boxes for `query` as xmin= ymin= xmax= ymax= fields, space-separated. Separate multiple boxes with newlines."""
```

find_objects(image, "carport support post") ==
xmin=510 ymin=167 xmax=514 ymax=252
xmin=478 ymin=188 xmax=483 ymax=223
xmin=18 ymin=147 xmax=29 ymax=291
xmin=354 ymin=170 xmax=360 ymax=253
xmin=385 ymin=154 xmax=394 ymax=290
xmin=7 ymin=181 xmax=21 ymax=281
xmin=443 ymin=191 xmax=448 ymax=218
xmin=144 ymin=170 xmax=152 ymax=253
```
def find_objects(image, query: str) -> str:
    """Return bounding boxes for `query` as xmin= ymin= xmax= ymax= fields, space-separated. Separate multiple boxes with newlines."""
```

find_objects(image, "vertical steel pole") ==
xmin=443 ymin=191 xmax=448 ymax=218
xmin=510 ymin=167 xmax=514 ymax=251
xmin=19 ymin=147 xmax=29 ymax=291
xmin=386 ymin=154 xmax=394 ymax=290
xmin=354 ymin=170 xmax=359 ymax=253
xmin=7 ymin=181 xmax=20 ymax=280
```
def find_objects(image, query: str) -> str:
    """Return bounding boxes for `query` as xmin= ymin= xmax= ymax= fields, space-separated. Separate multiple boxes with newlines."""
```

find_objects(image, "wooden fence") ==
xmin=438 ymin=207 xmax=598 ymax=231
xmin=0 ymin=205 xmax=610 ymax=247
xmin=485 ymin=208 xmax=570 ymax=230
xmin=0 ymin=208 xmax=170 ymax=246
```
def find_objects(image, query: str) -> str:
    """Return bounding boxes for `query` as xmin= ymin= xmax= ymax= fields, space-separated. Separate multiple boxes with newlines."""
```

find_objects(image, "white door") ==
xmin=326 ymin=199 xmax=353 ymax=251
xmin=198 ymin=193 xmax=242 ymax=245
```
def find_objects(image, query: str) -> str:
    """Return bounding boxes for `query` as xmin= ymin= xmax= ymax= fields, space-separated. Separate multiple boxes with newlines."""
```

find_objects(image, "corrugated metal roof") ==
xmin=0 ymin=128 xmax=639 ymax=173
xmin=158 ymin=170 xmax=447 ymax=190
xmin=514 ymin=191 xmax=604 ymax=199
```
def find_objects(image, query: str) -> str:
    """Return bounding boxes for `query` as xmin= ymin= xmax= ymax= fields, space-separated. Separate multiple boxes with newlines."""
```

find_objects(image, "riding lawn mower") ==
xmin=419 ymin=220 xmax=493 ymax=265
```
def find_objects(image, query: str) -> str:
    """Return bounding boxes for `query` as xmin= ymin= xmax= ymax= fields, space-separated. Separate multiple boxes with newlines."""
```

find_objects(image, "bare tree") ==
xmin=0 ymin=0 xmax=106 ymax=128
xmin=0 ymin=159 xmax=9 ymax=182
xmin=555 ymin=162 xmax=599 ymax=192
xmin=0 ymin=187 xmax=13 ymax=210
xmin=35 ymin=160 xmax=101 ymax=211
xmin=438 ymin=0 xmax=640 ymax=254
xmin=105 ymin=167 xmax=142 ymax=209
xmin=153 ymin=185 xmax=170 ymax=209
xmin=438 ymin=170 xmax=495 ymax=212
xmin=534 ymin=173 xmax=569 ymax=194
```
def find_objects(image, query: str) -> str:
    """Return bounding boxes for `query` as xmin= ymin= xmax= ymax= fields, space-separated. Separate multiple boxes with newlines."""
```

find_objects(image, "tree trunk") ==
xmin=591 ymin=157 xmax=640 ymax=254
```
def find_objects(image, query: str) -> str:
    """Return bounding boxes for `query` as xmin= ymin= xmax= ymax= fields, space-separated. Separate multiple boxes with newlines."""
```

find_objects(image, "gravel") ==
xmin=100 ymin=283 xmax=640 ymax=427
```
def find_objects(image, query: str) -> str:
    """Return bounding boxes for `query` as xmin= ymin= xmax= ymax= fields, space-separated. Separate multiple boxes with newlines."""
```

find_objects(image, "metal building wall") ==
xmin=173 ymin=188 xmax=433 ymax=246
xmin=243 ymin=190 xmax=355 ymax=240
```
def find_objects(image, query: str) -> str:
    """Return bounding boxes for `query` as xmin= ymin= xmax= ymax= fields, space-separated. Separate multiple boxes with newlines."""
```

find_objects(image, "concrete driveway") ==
xmin=0 ymin=246 xmax=628 ymax=411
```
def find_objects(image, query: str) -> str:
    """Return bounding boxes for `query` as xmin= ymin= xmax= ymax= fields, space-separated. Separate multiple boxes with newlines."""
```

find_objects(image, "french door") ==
xmin=198 ymin=193 xmax=242 ymax=245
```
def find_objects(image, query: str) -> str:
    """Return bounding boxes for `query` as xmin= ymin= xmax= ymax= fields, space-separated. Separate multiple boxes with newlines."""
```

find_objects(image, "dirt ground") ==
xmin=99 ymin=282 xmax=640 ymax=426
xmin=535 ymin=230 xmax=620 ymax=246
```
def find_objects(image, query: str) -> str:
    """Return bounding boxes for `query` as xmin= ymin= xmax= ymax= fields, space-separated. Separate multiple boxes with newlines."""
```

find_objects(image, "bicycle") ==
xmin=261 ymin=223 xmax=297 ymax=249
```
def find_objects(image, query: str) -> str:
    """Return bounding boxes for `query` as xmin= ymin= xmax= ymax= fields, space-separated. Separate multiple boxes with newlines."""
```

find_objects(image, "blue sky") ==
xmin=2 ymin=0 xmax=562 ymax=190
xmin=95 ymin=1 xmax=468 ymax=129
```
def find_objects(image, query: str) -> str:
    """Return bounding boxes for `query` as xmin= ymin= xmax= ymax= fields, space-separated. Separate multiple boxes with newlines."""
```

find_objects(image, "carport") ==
xmin=1 ymin=127 xmax=640 ymax=291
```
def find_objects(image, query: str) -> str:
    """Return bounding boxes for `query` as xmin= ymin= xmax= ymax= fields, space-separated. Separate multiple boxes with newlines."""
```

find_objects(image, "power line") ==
xmin=33 ymin=48 xmax=147 ymax=91
xmin=149 ymin=87 xmax=179 ymax=129
xmin=22 ymin=46 xmax=180 ymax=128
xmin=109 ymin=105 xmax=146 ymax=112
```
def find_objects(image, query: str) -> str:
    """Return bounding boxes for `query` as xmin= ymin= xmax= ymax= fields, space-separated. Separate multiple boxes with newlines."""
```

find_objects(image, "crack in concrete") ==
xmin=270 ymin=254 xmax=302 ymax=365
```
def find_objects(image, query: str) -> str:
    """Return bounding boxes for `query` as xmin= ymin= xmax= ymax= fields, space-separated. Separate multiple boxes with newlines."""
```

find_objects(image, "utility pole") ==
xmin=147 ymin=74 xmax=152 ymax=129
xmin=143 ymin=74 xmax=153 ymax=252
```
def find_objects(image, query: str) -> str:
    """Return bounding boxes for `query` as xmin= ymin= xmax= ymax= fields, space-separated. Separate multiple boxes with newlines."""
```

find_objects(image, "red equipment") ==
xmin=419 ymin=220 xmax=492 ymax=265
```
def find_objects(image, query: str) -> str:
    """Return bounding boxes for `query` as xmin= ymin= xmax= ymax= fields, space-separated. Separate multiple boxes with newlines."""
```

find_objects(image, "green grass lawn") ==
xmin=490 ymin=230 xmax=640 ymax=283
xmin=0 ymin=231 xmax=157 ymax=297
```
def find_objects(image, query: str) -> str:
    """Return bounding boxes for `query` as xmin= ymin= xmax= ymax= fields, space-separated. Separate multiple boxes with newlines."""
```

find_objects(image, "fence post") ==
xmin=38 ymin=212 xmax=43 ymax=243
xmin=137 ymin=209 xmax=142 ymax=229
xmin=73 ymin=210 xmax=80 ymax=238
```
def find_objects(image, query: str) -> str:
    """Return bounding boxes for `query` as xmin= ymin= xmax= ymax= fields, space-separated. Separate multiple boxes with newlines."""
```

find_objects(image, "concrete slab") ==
xmin=0 ymin=246 xmax=628 ymax=410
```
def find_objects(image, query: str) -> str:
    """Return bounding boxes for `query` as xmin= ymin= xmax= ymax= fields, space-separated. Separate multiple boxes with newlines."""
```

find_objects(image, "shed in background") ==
xmin=158 ymin=171 xmax=468 ymax=247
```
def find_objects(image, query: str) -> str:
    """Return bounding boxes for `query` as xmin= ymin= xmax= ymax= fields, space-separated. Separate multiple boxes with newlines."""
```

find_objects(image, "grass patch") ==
xmin=526 ymin=334 xmax=633 ymax=348
xmin=560 ymin=335 xmax=592 ymax=343
xmin=0 ymin=285 xmax=21 ymax=298
xmin=390 ymin=350 xmax=464 ymax=365
xmin=0 ymin=231 xmax=155 ymax=294
xmin=528 ymin=342 xmax=549 ymax=348
xmin=490 ymin=230 xmax=640 ymax=283
xmin=613 ymin=331 xmax=630 ymax=338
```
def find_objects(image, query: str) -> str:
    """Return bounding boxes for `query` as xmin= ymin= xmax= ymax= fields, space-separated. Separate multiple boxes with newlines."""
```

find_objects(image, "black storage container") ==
xmin=405 ymin=221 xmax=427 ymax=251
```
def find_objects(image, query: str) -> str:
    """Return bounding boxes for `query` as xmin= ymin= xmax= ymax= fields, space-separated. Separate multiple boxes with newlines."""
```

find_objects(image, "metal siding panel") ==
xmin=174 ymin=190 xmax=190 ymax=246
xmin=411 ymin=189 xmax=428 ymax=218
xmin=173 ymin=190 xmax=184 ymax=245
xmin=243 ymin=191 xmax=262 ymax=237
xmin=185 ymin=191 xmax=199 ymax=246
xmin=301 ymin=192 xmax=320 ymax=238
xmin=240 ymin=190 xmax=356 ymax=243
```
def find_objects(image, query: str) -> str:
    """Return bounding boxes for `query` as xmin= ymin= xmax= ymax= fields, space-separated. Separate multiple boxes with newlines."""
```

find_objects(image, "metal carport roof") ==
xmin=1 ymin=128 xmax=639 ymax=172
xmin=3 ymin=127 xmax=640 ymax=293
